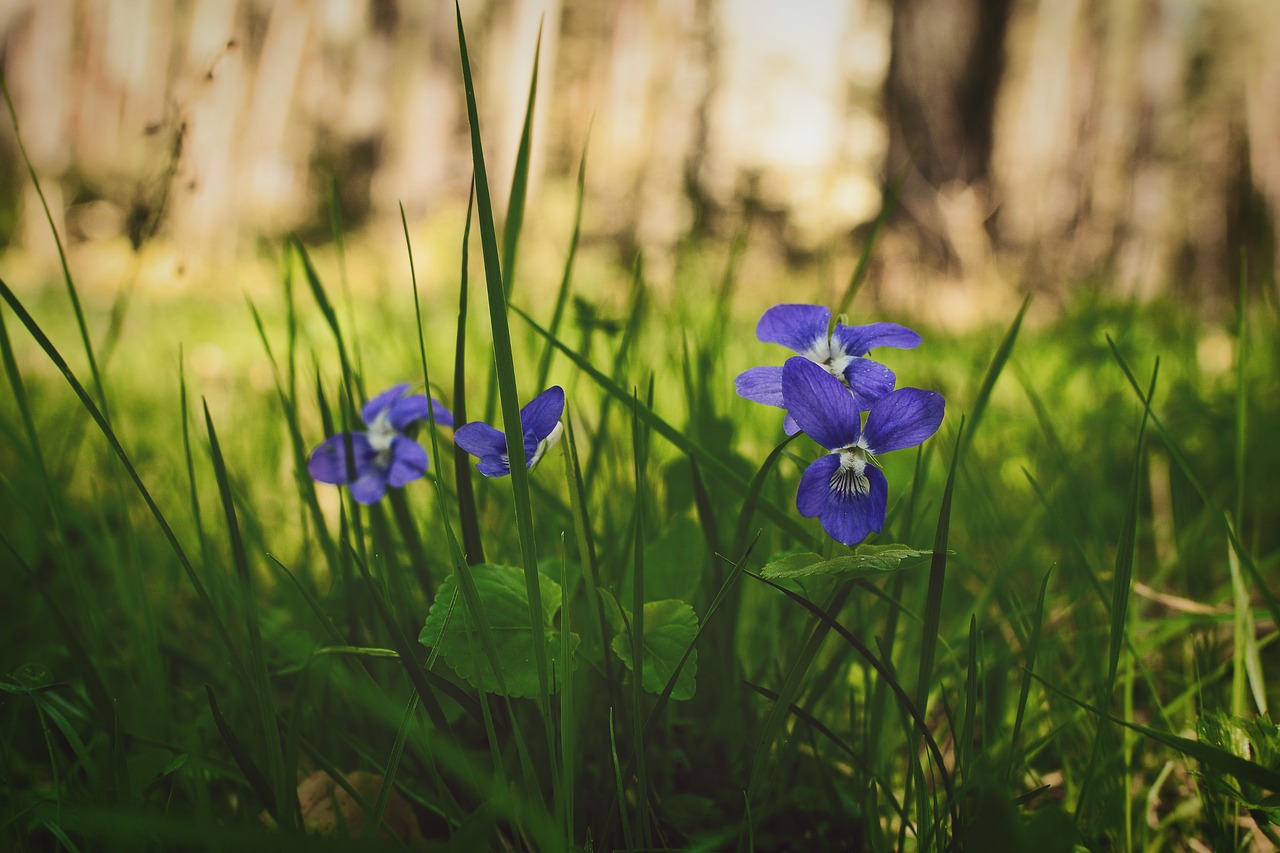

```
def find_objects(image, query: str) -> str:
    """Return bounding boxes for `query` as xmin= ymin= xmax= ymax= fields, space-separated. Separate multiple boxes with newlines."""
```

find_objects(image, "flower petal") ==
xmin=863 ymin=388 xmax=945 ymax=454
xmin=380 ymin=392 xmax=436 ymax=431
xmin=350 ymin=469 xmax=390 ymax=504
xmin=477 ymin=455 xmax=510 ymax=478
xmin=833 ymin=322 xmax=921 ymax=356
xmin=844 ymin=357 xmax=896 ymax=404
xmin=783 ymin=412 xmax=802 ymax=436
xmin=455 ymin=421 xmax=507 ymax=458
xmin=734 ymin=366 xmax=785 ymax=408
xmin=307 ymin=432 xmax=374 ymax=484
xmin=430 ymin=398 xmax=455 ymax=429
xmin=796 ymin=453 xmax=841 ymax=517
xmin=520 ymin=386 xmax=565 ymax=442
xmin=362 ymin=383 xmax=411 ymax=425
xmin=781 ymin=357 xmax=862 ymax=450
xmin=819 ymin=465 xmax=888 ymax=546
xmin=756 ymin=304 xmax=831 ymax=353
xmin=387 ymin=436 xmax=429 ymax=487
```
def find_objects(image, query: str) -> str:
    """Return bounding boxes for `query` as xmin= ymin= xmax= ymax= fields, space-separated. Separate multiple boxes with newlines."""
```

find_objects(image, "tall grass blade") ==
xmin=914 ymin=417 xmax=963 ymax=712
xmin=1074 ymin=360 xmax=1156 ymax=821
xmin=628 ymin=395 xmax=653 ymax=850
xmin=204 ymin=686 xmax=277 ymax=822
xmin=1106 ymin=338 xmax=1280 ymax=631
xmin=0 ymin=277 xmax=245 ymax=683
xmin=203 ymin=404 xmax=293 ymax=829
xmin=1 ymin=75 xmax=109 ymax=421
xmin=443 ymin=190 xmax=485 ymax=564
xmin=964 ymin=295 xmax=1030 ymax=451
xmin=535 ymin=136 xmax=589 ymax=392
xmin=290 ymin=235 xmax=362 ymax=411
xmin=456 ymin=3 xmax=551 ymax=711
xmin=501 ymin=22 xmax=542 ymax=297
xmin=1007 ymin=567 xmax=1052 ymax=780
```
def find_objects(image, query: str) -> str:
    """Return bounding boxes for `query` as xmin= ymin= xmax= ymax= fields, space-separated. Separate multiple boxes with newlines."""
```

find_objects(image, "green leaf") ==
xmin=759 ymin=545 xmax=934 ymax=580
xmin=420 ymin=564 xmax=578 ymax=697
xmin=609 ymin=599 xmax=699 ymax=701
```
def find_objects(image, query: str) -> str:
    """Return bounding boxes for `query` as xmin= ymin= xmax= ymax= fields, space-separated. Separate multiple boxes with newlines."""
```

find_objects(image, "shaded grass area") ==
xmin=3 ymin=244 xmax=1279 ymax=849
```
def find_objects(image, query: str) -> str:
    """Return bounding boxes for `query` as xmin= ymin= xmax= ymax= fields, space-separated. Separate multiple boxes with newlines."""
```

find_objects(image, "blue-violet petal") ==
xmin=863 ymin=388 xmax=945 ymax=454
xmin=756 ymin=304 xmax=831 ymax=353
xmin=781 ymin=357 xmax=862 ymax=450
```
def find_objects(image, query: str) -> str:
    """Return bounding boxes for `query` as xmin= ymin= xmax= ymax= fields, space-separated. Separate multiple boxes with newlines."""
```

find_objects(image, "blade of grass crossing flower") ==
xmin=501 ymin=24 xmax=541 ymax=298
xmin=405 ymin=193 xmax=543 ymax=818
xmin=1107 ymin=337 xmax=1280 ymax=631
xmin=456 ymin=5 xmax=552 ymax=712
xmin=203 ymin=405 xmax=294 ymax=830
xmin=1 ymin=76 xmax=109 ymax=422
xmin=514 ymin=304 xmax=817 ymax=546
xmin=1007 ymin=567 xmax=1052 ymax=781
xmin=434 ymin=191 xmax=485 ymax=564
xmin=535 ymin=136 xmax=589 ymax=392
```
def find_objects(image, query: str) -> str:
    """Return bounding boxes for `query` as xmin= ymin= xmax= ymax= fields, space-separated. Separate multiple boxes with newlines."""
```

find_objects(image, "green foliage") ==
xmin=606 ymin=598 xmax=700 ymax=701
xmin=3 ymin=14 xmax=1280 ymax=851
xmin=759 ymin=544 xmax=934 ymax=580
xmin=419 ymin=563 xmax=579 ymax=698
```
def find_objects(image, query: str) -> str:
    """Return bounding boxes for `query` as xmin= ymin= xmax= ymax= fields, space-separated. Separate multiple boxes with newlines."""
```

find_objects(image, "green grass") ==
xmin=4 ymin=19 xmax=1280 ymax=853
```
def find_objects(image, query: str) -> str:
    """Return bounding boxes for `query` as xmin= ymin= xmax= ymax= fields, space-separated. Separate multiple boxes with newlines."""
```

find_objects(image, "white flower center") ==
xmin=528 ymin=420 xmax=564 ymax=470
xmin=829 ymin=443 xmax=873 ymax=497
xmin=367 ymin=410 xmax=397 ymax=467
xmin=801 ymin=334 xmax=854 ymax=386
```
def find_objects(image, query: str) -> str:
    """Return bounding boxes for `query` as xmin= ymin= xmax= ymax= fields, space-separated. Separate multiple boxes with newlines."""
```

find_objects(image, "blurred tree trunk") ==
xmin=883 ymin=0 xmax=1013 ymax=269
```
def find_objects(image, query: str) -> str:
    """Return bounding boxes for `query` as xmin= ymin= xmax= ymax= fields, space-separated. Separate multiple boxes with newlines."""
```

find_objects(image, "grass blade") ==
xmin=501 ymin=22 xmax=542 ymax=298
xmin=203 ymin=404 xmax=293 ymax=829
xmin=456 ymin=2 xmax=551 ymax=711
xmin=444 ymin=189 xmax=486 ymax=565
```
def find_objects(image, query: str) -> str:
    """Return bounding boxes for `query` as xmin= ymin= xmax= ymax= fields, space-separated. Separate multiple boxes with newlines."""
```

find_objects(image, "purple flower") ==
xmin=454 ymin=386 xmax=565 ymax=478
xmin=782 ymin=357 xmax=943 ymax=546
xmin=736 ymin=303 xmax=922 ymax=434
xmin=308 ymin=383 xmax=453 ymax=505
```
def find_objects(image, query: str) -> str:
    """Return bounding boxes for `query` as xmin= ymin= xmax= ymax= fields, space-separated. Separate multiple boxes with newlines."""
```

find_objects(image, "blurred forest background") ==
xmin=0 ymin=0 xmax=1276 ymax=321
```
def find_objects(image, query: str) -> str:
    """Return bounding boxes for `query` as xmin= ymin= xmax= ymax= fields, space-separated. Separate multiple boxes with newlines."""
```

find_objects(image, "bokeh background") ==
xmin=1 ymin=0 xmax=1277 ymax=322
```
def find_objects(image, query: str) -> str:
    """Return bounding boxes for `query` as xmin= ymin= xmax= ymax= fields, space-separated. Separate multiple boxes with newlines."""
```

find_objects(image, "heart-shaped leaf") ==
xmin=759 ymin=544 xmax=934 ymax=580
xmin=420 ymin=564 xmax=578 ymax=697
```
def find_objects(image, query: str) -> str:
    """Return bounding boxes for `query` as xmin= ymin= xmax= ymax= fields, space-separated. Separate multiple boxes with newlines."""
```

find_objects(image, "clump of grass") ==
xmin=3 ymin=12 xmax=1280 ymax=853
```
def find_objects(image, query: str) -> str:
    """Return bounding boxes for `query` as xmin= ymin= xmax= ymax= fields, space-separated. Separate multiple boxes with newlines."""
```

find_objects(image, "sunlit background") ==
xmin=1 ymin=0 xmax=1277 ymax=323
